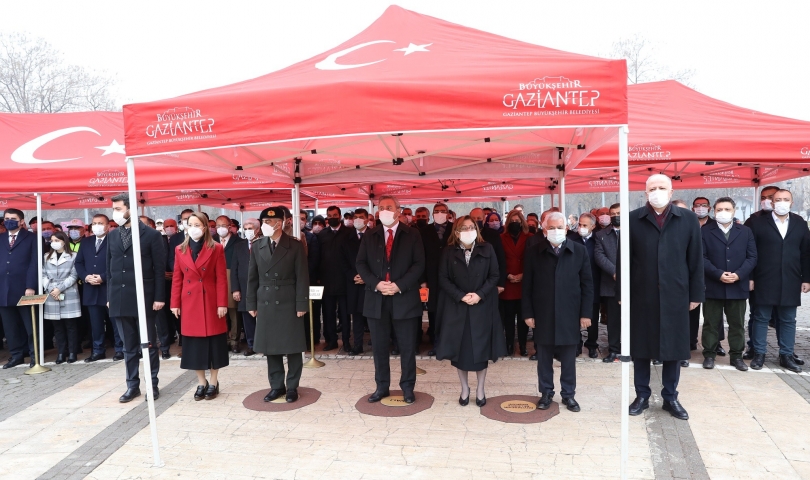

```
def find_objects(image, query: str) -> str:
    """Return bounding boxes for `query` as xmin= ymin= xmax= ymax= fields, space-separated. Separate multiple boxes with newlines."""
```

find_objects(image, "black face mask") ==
xmin=610 ymin=216 xmax=620 ymax=227
xmin=415 ymin=219 xmax=428 ymax=228
xmin=528 ymin=226 xmax=538 ymax=234
xmin=475 ymin=220 xmax=484 ymax=229
xmin=507 ymin=222 xmax=522 ymax=235
xmin=327 ymin=217 xmax=341 ymax=228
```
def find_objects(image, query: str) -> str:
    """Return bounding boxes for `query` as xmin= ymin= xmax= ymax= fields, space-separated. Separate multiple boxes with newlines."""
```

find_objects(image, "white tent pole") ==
xmin=240 ymin=209 xmax=244 ymax=237
xmin=368 ymin=199 xmax=373 ymax=213
xmin=503 ymin=200 xmax=509 ymax=218
xmin=36 ymin=193 xmax=44 ymax=362
xmin=618 ymin=125 xmax=630 ymax=480
xmin=292 ymin=184 xmax=301 ymax=237
xmin=125 ymin=157 xmax=162 ymax=468
xmin=541 ymin=195 xmax=544 ymax=212
xmin=560 ymin=174 xmax=566 ymax=217
xmin=84 ymin=208 xmax=90 ymax=225
xmin=602 ymin=192 xmax=606 ymax=208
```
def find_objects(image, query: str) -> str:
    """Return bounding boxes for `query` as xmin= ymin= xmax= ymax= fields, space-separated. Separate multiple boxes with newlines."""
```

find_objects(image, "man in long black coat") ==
xmin=356 ymin=195 xmax=425 ymax=404
xmin=318 ymin=206 xmax=350 ymax=351
xmin=340 ymin=208 xmax=370 ymax=355
xmin=747 ymin=189 xmax=810 ymax=373
xmin=107 ymin=193 xmax=166 ymax=403
xmin=623 ymin=174 xmax=704 ymax=421
xmin=523 ymin=212 xmax=593 ymax=412
xmin=470 ymin=208 xmax=507 ymax=293
xmin=414 ymin=207 xmax=443 ymax=355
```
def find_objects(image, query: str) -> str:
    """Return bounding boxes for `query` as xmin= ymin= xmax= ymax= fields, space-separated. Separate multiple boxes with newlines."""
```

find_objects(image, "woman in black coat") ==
xmin=436 ymin=216 xmax=505 ymax=407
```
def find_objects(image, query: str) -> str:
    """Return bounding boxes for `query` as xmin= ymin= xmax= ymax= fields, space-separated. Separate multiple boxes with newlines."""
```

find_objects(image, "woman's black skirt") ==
xmin=180 ymin=332 xmax=230 ymax=370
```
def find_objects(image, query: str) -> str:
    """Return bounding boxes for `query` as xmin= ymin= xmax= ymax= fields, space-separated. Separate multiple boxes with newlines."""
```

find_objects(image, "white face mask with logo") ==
xmin=774 ymin=201 xmax=791 ymax=216
xmin=546 ymin=228 xmax=567 ymax=245
xmin=92 ymin=224 xmax=106 ymax=237
xmin=647 ymin=189 xmax=670 ymax=209
xmin=715 ymin=211 xmax=733 ymax=224
xmin=353 ymin=218 xmax=366 ymax=230
xmin=378 ymin=210 xmax=397 ymax=226
xmin=244 ymin=229 xmax=255 ymax=241
xmin=187 ymin=226 xmax=204 ymax=241
xmin=261 ymin=224 xmax=275 ymax=238
xmin=693 ymin=206 xmax=709 ymax=218
xmin=217 ymin=227 xmax=229 ymax=237
xmin=459 ymin=230 xmax=477 ymax=245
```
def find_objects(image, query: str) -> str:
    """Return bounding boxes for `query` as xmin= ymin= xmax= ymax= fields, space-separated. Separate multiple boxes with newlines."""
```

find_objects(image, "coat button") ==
xmin=264 ymin=301 xmax=268 ymax=305
xmin=265 ymin=273 xmax=268 ymax=277
xmin=275 ymin=286 xmax=279 ymax=290
xmin=265 ymin=287 xmax=269 ymax=290
xmin=275 ymin=273 xmax=278 ymax=276
xmin=275 ymin=301 xmax=279 ymax=304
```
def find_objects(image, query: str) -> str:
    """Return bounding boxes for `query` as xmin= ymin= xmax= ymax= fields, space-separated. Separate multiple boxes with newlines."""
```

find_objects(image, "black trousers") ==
xmin=156 ymin=278 xmax=175 ymax=353
xmin=368 ymin=296 xmax=418 ymax=392
xmin=88 ymin=305 xmax=109 ymax=355
xmin=242 ymin=311 xmax=256 ymax=350
xmin=582 ymin=303 xmax=601 ymax=349
xmin=322 ymin=294 xmax=348 ymax=345
xmin=304 ymin=300 xmax=322 ymax=346
xmin=603 ymin=296 xmax=622 ymax=354
xmin=114 ymin=314 xmax=160 ymax=390
xmin=426 ymin=310 xmax=436 ymax=344
xmin=350 ymin=311 xmax=367 ymax=350
xmin=500 ymin=299 xmax=528 ymax=350
xmin=0 ymin=306 xmax=34 ymax=360
xmin=52 ymin=317 xmax=80 ymax=355
xmin=634 ymin=358 xmax=680 ymax=402
xmin=266 ymin=353 xmax=302 ymax=390
xmin=537 ymin=344 xmax=577 ymax=399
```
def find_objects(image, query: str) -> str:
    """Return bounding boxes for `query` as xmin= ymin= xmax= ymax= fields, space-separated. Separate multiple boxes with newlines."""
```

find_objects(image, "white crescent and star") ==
xmin=10 ymin=127 xmax=125 ymax=164
xmin=315 ymin=41 xmax=432 ymax=70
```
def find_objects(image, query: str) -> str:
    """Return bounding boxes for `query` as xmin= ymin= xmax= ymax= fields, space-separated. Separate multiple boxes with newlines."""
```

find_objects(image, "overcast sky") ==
xmin=3 ymin=0 xmax=809 ymax=120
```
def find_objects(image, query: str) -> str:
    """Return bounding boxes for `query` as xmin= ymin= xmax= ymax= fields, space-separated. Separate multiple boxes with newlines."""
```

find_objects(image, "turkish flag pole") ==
xmin=125 ymin=157 xmax=163 ymax=468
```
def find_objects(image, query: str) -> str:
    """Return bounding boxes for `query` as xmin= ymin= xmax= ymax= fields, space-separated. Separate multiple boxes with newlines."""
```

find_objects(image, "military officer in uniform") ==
xmin=247 ymin=207 xmax=309 ymax=403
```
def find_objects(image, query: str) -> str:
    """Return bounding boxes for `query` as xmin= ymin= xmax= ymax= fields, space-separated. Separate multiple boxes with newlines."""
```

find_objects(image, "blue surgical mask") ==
xmin=3 ymin=219 xmax=19 ymax=231
xmin=488 ymin=221 xmax=501 ymax=230
xmin=69 ymin=229 xmax=81 ymax=240
xmin=41 ymin=230 xmax=53 ymax=239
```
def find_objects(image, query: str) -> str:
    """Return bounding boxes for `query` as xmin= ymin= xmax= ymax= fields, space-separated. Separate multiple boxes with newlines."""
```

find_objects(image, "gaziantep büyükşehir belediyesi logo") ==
xmin=801 ymin=146 xmax=810 ymax=159
xmin=145 ymin=107 xmax=216 ymax=146
xmin=502 ymin=76 xmax=601 ymax=117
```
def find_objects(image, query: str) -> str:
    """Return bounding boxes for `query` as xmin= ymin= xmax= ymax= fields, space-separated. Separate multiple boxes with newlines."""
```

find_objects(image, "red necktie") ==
xmin=385 ymin=228 xmax=394 ymax=281
xmin=9 ymin=234 xmax=16 ymax=248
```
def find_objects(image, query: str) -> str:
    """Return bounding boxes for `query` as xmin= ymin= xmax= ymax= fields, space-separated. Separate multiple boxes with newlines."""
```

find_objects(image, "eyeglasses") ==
xmin=458 ymin=226 xmax=476 ymax=232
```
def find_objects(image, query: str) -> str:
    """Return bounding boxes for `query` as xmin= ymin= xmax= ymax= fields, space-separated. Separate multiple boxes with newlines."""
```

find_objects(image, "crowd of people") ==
xmin=0 ymin=174 xmax=806 ymax=420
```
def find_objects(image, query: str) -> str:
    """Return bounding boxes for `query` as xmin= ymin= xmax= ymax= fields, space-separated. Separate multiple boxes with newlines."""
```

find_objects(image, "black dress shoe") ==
xmin=205 ymin=382 xmax=219 ymax=400
xmin=150 ymin=388 xmax=160 ymax=400
xmin=403 ymin=390 xmax=416 ymax=404
xmin=264 ymin=387 xmax=287 ymax=402
xmin=194 ymin=382 xmax=209 ymax=401
xmin=750 ymin=353 xmax=765 ymax=370
xmin=742 ymin=349 xmax=754 ymax=360
xmin=55 ymin=354 xmax=66 ymax=365
xmin=731 ymin=358 xmax=749 ymax=371
xmin=562 ymin=397 xmax=580 ymax=412
xmin=368 ymin=389 xmax=390 ymax=403
xmin=351 ymin=347 xmax=364 ymax=355
xmin=119 ymin=387 xmax=141 ymax=403
xmin=628 ymin=397 xmax=649 ymax=416
xmin=603 ymin=353 xmax=620 ymax=363
xmin=29 ymin=360 xmax=35 ymax=368
xmin=537 ymin=394 xmax=553 ymax=410
xmin=520 ymin=347 xmax=528 ymax=357
xmin=702 ymin=357 xmax=715 ymax=369
xmin=652 ymin=359 xmax=663 ymax=365
xmin=67 ymin=353 xmax=77 ymax=364
xmin=779 ymin=354 xmax=802 ymax=373
xmin=390 ymin=348 xmax=400 ymax=356
xmin=459 ymin=394 xmax=469 ymax=406
xmin=793 ymin=354 xmax=805 ymax=366
xmin=427 ymin=349 xmax=436 ymax=356
xmin=323 ymin=342 xmax=338 ymax=351
xmin=161 ymin=351 xmax=171 ymax=360
xmin=475 ymin=396 xmax=486 ymax=407
xmin=715 ymin=346 xmax=727 ymax=357
xmin=113 ymin=352 xmax=124 ymax=361
xmin=506 ymin=345 xmax=514 ymax=356
xmin=529 ymin=354 xmax=537 ymax=361
xmin=286 ymin=389 xmax=298 ymax=403
xmin=84 ymin=352 xmax=106 ymax=363
xmin=662 ymin=400 xmax=689 ymax=420
xmin=680 ymin=360 xmax=689 ymax=367
xmin=244 ymin=349 xmax=256 ymax=357
xmin=588 ymin=347 xmax=599 ymax=359
xmin=231 ymin=344 xmax=239 ymax=354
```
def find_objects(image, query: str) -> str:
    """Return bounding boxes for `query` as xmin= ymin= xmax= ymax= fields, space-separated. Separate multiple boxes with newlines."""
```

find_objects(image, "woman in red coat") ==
xmin=499 ymin=210 xmax=532 ymax=356
xmin=171 ymin=212 xmax=229 ymax=401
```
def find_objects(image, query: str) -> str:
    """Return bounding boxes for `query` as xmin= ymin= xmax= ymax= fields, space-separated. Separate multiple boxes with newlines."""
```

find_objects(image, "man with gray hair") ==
xmin=567 ymin=212 xmax=601 ymax=358
xmin=622 ymin=174 xmax=704 ymax=421
xmin=231 ymin=218 xmax=262 ymax=356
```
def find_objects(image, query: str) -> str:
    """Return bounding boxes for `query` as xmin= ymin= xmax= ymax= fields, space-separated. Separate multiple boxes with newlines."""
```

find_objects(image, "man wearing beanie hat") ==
xmin=247 ymin=206 xmax=310 ymax=403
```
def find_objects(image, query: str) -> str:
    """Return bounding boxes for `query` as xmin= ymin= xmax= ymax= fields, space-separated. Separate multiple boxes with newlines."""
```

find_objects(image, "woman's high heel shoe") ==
xmin=459 ymin=394 xmax=470 ymax=406
xmin=476 ymin=396 xmax=487 ymax=407
xmin=194 ymin=381 xmax=208 ymax=401
xmin=204 ymin=382 xmax=219 ymax=400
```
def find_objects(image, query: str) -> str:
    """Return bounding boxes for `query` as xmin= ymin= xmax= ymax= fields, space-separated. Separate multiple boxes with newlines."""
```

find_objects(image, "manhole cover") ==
xmin=500 ymin=400 xmax=537 ymax=413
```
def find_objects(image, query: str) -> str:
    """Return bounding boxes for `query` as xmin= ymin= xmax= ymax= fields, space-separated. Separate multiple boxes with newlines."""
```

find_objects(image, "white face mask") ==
xmin=343 ymin=218 xmax=353 ymax=227
xmin=378 ymin=210 xmax=396 ymax=226
xmin=179 ymin=220 xmax=188 ymax=231
xmin=261 ymin=224 xmax=275 ymax=238
xmin=216 ymin=227 xmax=229 ymax=237
xmin=774 ymin=201 xmax=791 ymax=216
xmin=598 ymin=214 xmax=611 ymax=226
xmin=647 ymin=189 xmax=670 ymax=209
xmin=405 ymin=215 xmax=413 ymax=224
xmin=715 ymin=211 xmax=733 ymax=224
xmin=459 ymin=230 xmax=477 ymax=245
xmin=433 ymin=212 xmax=447 ymax=224
xmin=112 ymin=209 xmax=128 ymax=226
xmin=50 ymin=241 xmax=64 ymax=251
xmin=244 ymin=229 xmax=255 ymax=241
xmin=760 ymin=199 xmax=773 ymax=211
xmin=578 ymin=227 xmax=591 ymax=237
xmin=353 ymin=218 xmax=366 ymax=230
xmin=693 ymin=206 xmax=709 ymax=218
xmin=91 ymin=224 xmax=106 ymax=236
xmin=312 ymin=225 xmax=323 ymax=234
xmin=547 ymin=228 xmax=567 ymax=245
xmin=163 ymin=227 xmax=176 ymax=236
xmin=187 ymin=226 xmax=204 ymax=240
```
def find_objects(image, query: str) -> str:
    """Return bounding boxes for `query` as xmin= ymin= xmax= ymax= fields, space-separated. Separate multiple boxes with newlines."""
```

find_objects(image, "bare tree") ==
xmin=0 ymin=33 xmax=117 ymax=113
xmin=608 ymin=34 xmax=696 ymax=87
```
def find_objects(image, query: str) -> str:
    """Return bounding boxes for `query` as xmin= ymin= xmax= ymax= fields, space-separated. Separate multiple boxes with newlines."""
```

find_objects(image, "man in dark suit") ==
xmin=624 ymin=174 xmax=704 ymax=421
xmin=157 ymin=218 xmax=183 ymax=358
xmin=215 ymin=215 xmax=244 ymax=353
xmin=470 ymin=208 xmax=507 ymax=293
xmin=747 ymin=189 xmax=810 ymax=373
xmin=567 ymin=213 xmax=601 ymax=359
xmin=356 ymin=195 xmax=425 ymax=404
xmin=76 ymin=214 xmax=123 ymax=362
xmin=318 ymin=206 xmax=350 ymax=352
xmin=414 ymin=206 xmax=442 ymax=355
xmin=523 ymin=212 xmax=593 ymax=412
xmin=0 ymin=208 xmax=38 ymax=368
xmin=107 ymin=193 xmax=167 ymax=403
xmin=341 ymin=208 xmax=370 ymax=355
xmin=701 ymin=197 xmax=757 ymax=371
xmin=594 ymin=203 xmax=622 ymax=363
xmin=431 ymin=202 xmax=452 ymax=244
xmin=300 ymin=210 xmax=321 ymax=349
xmin=232 ymin=218 xmax=261 ymax=356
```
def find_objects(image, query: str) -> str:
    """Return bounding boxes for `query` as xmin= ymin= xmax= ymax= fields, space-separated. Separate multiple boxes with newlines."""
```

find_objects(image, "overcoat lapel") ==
xmin=267 ymin=235 xmax=289 ymax=271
